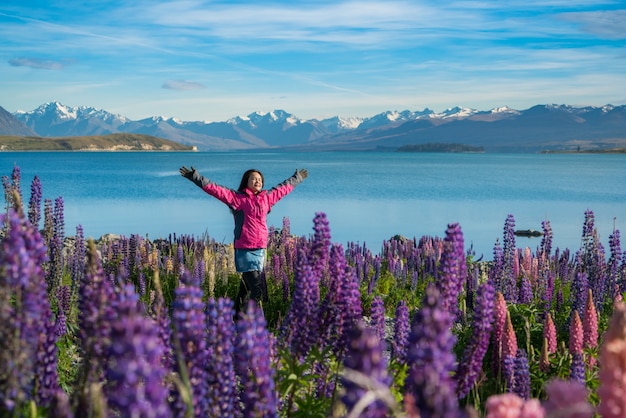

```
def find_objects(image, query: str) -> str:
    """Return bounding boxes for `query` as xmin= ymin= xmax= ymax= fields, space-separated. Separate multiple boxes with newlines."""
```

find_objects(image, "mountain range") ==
xmin=2 ymin=101 xmax=626 ymax=152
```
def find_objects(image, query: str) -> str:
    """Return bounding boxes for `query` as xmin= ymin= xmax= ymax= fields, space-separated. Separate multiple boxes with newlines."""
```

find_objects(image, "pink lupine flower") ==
xmin=492 ymin=291 xmax=507 ymax=373
xmin=503 ymin=311 xmax=518 ymax=360
xmin=582 ymin=289 xmax=598 ymax=367
xmin=597 ymin=302 xmax=626 ymax=418
xmin=485 ymin=393 xmax=524 ymax=418
xmin=569 ymin=310 xmax=583 ymax=355
xmin=543 ymin=379 xmax=594 ymax=418
xmin=543 ymin=313 xmax=557 ymax=354
xmin=520 ymin=399 xmax=545 ymax=418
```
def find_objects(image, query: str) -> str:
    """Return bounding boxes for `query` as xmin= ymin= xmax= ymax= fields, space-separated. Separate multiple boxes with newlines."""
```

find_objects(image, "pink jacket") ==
xmin=201 ymin=173 xmax=304 ymax=249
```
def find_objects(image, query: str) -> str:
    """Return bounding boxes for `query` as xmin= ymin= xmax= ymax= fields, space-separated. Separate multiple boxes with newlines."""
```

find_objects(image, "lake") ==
xmin=1 ymin=151 xmax=624 ymax=260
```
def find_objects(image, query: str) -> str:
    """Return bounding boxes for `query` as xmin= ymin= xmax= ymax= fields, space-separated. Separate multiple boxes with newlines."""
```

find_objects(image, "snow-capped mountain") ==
xmin=7 ymin=101 xmax=626 ymax=152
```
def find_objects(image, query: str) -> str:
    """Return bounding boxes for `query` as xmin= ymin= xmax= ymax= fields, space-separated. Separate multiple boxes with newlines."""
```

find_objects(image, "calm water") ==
xmin=2 ymin=151 xmax=625 ymax=260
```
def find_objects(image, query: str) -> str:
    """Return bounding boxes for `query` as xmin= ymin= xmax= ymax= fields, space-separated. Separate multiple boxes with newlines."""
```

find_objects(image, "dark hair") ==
xmin=238 ymin=169 xmax=264 ymax=192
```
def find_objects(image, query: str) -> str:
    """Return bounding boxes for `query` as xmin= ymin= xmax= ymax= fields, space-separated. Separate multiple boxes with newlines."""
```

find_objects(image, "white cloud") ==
xmin=161 ymin=79 xmax=206 ymax=90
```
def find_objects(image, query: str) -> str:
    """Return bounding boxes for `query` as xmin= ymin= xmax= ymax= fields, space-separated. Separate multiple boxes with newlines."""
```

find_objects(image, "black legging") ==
xmin=234 ymin=270 xmax=268 ymax=314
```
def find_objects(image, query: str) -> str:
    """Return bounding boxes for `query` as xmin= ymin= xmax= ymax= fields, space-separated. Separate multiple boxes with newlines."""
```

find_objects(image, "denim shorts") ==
xmin=234 ymin=248 xmax=266 ymax=272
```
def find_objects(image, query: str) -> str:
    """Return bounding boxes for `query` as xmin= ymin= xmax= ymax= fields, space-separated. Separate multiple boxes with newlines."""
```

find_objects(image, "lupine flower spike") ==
xmin=597 ymin=302 xmax=626 ymax=418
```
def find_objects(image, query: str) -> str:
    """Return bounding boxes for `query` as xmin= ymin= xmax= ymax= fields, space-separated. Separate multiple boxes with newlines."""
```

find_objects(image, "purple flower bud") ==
xmin=340 ymin=321 xmax=392 ymax=418
xmin=235 ymin=301 xmax=278 ymax=418
xmin=370 ymin=296 xmax=386 ymax=343
xmin=205 ymin=297 xmax=238 ymax=417
xmin=404 ymin=284 xmax=459 ymax=417
xmin=456 ymin=279 xmax=495 ymax=399
xmin=171 ymin=271 xmax=208 ymax=417
xmin=391 ymin=300 xmax=409 ymax=365
xmin=104 ymin=285 xmax=170 ymax=418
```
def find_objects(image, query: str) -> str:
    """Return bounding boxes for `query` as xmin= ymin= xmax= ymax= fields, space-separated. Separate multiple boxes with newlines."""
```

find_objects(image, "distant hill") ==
xmin=0 ymin=105 xmax=37 ymax=136
xmin=8 ymin=102 xmax=626 ymax=152
xmin=0 ymin=133 xmax=196 ymax=151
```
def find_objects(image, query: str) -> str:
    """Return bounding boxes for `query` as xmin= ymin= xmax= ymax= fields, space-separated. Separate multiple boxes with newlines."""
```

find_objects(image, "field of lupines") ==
xmin=1 ymin=164 xmax=626 ymax=418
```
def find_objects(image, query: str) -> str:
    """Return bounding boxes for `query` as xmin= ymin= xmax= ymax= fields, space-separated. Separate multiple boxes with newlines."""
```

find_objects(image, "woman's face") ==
xmin=247 ymin=172 xmax=263 ymax=193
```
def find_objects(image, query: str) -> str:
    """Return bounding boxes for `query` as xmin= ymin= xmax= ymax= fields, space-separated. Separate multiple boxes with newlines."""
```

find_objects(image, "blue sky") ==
xmin=1 ymin=1 xmax=625 ymax=122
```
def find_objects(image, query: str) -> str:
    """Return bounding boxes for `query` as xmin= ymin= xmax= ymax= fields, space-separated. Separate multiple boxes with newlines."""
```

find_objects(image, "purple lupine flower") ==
xmin=54 ymin=300 xmax=67 ymax=337
xmin=519 ymin=275 xmax=533 ymax=304
xmin=539 ymin=219 xmax=553 ymax=258
xmin=104 ymin=284 xmax=170 ymax=418
xmin=456 ymin=279 xmax=495 ymax=399
xmin=280 ymin=247 xmax=320 ymax=360
xmin=308 ymin=212 xmax=332 ymax=283
xmin=70 ymin=225 xmax=85 ymax=298
xmin=0 ymin=206 xmax=58 ymax=411
xmin=544 ymin=379 xmax=593 ymax=418
xmin=597 ymin=302 xmax=626 ymax=418
xmin=370 ymin=295 xmax=386 ymax=343
xmin=490 ymin=240 xmax=504 ymax=295
xmin=27 ymin=175 xmax=42 ymax=227
xmin=608 ymin=229 xmax=622 ymax=295
xmin=503 ymin=214 xmax=518 ymax=302
xmin=76 ymin=240 xmax=116 ymax=406
xmin=391 ymin=300 xmax=409 ymax=365
xmin=570 ymin=353 xmax=586 ymax=384
xmin=150 ymin=287 xmax=173 ymax=373
xmin=205 ymin=297 xmax=238 ymax=417
xmin=571 ymin=271 xmax=588 ymax=319
xmin=235 ymin=301 xmax=278 ymax=418
xmin=318 ymin=243 xmax=358 ymax=357
xmin=170 ymin=271 xmax=208 ymax=417
xmin=404 ymin=284 xmax=459 ymax=417
xmin=513 ymin=349 xmax=531 ymax=400
xmin=340 ymin=320 xmax=392 ymax=418
xmin=437 ymin=222 xmax=466 ymax=315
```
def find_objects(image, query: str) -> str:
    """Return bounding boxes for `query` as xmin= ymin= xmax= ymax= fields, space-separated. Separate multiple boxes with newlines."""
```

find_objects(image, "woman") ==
xmin=179 ymin=165 xmax=308 ymax=314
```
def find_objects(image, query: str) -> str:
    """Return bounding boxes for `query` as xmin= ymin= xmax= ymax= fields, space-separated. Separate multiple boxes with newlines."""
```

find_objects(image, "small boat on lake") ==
xmin=514 ymin=229 xmax=543 ymax=237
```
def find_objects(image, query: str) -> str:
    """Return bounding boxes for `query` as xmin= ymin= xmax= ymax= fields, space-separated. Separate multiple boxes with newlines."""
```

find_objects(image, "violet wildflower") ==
xmin=490 ymin=240 xmax=504 ymax=294
xmin=391 ymin=300 xmax=409 ymax=365
xmin=235 ymin=301 xmax=278 ymax=418
xmin=104 ymin=284 xmax=170 ymax=418
xmin=540 ymin=219 xmax=553 ymax=257
xmin=437 ymin=222 xmax=466 ymax=315
xmin=309 ymin=212 xmax=331 ymax=282
xmin=571 ymin=271 xmax=589 ymax=319
xmin=370 ymin=295 xmax=386 ymax=343
xmin=76 ymin=240 xmax=116 ymax=410
xmin=404 ymin=284 xmax=459 ymax=417
xmin=27 ymin=175 xmax=42 ymax=227
xmin=170 ymin=271 xmax=208 ymax=417
xmin=205 ymin=297 xmax=238 ymax=417
xmin=503 ymin=214 xmax=518 ymax=302
xmin=340 ymin=321 xmax=392 ymax=418
xmin=597 ymin=302 xmax=626 ymax=418
xmin=280 ymin=247 xmax=320 ymax=360
xmin=570 ymin=353 xmax=586 ymax=384
xmin=608 ymin=229 xmax=622 ymax=295
xmin=456 ymin=279 xmax=495 ymax=399
xmin=513 ymin=349 xmax=530 ymax=400
xmin=0 ymin=205 xmax=58 ymax=411
xmin=544 ymin=378 xmax=593 ymax=418
xmin=519 ymin=275 xmax=532 ymax=304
